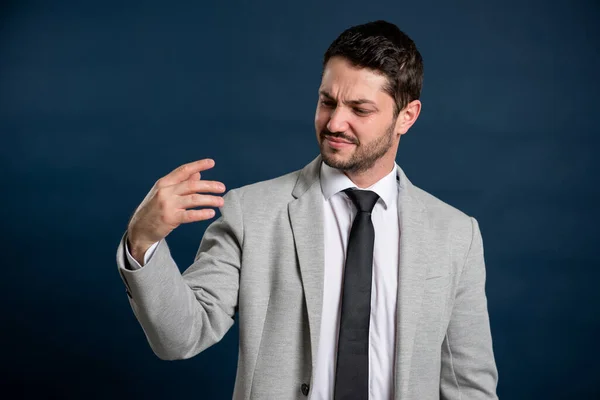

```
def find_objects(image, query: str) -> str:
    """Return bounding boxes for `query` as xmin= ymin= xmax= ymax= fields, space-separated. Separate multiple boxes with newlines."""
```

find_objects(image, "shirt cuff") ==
xmin=124 ymin=239 xmax=160 ymax=269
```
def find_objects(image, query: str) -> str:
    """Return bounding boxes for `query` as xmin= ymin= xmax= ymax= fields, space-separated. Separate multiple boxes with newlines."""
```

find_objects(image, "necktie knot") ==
xmin=343 ymin=189 xmax=380 ymax=213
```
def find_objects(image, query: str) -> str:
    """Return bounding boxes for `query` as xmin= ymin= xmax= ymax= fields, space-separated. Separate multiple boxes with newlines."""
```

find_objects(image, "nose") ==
xmin=326 ymin=107 xmax=350 ymax=134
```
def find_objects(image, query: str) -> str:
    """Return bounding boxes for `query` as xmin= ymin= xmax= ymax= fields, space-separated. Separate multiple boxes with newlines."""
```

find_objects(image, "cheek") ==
xmin=315 ymin=109 xmax=329 ymax=129
xmin=353 ymin=123 xmax=381 ymax=146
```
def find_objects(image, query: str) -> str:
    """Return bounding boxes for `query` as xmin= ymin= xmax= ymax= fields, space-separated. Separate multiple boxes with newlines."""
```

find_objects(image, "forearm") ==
xmin=122 ymin=244 xmax=235 ymax=360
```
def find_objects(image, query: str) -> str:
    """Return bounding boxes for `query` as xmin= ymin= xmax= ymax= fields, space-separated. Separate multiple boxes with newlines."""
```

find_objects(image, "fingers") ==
xmin=175 ymin=208 xmax=217 ymax=224
xmin=178 ymin=193 xmax=224 ymax=209
xmin=173 ymin=179 xmax=226 ymax=196
xmin=160 ymin=159 xmax=215 ymax=187
xmin=153 ymin=159 xmax=225 ymax=226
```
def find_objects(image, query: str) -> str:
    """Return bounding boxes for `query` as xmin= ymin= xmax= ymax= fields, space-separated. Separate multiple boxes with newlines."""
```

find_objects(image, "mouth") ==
xmin=324 ymin=135 xmax=355 ymax=149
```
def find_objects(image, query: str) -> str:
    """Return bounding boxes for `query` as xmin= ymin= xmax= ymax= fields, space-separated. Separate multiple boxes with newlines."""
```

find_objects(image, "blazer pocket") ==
xmin=424 ymin=274 xmax=452 ymax=292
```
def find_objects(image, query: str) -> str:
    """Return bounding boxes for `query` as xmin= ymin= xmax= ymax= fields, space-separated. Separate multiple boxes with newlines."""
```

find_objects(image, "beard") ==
xmin=319 ymin=119 xmax=396 ymax=173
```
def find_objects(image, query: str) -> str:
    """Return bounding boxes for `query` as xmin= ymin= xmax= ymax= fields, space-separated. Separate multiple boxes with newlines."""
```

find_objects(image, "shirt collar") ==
xmin=320 ymin=160 xmax=399 ymax=209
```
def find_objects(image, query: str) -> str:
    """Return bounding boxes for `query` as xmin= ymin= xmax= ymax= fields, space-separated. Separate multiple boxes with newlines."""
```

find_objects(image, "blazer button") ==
xmin=301 ymin=383 xmax=310 ymax=396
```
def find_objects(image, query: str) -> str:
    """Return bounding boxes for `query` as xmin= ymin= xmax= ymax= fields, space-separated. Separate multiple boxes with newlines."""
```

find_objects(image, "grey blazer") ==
xmin=116 ymin=154 xmax=499 ymax=399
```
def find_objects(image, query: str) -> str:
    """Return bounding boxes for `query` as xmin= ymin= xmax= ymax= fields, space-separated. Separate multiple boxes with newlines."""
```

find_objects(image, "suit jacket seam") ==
xmin=445 ymin=332 xmax=463 ymax=399
xmin=460 ymin=216 xmax=476 ymax=276
xmin=230 ymin=188 xmax=245 ymax=249
xmin=443 ymin=216 xmax=475 ymax=399
xmin=248 ymin=290 xmax=272 ymax=399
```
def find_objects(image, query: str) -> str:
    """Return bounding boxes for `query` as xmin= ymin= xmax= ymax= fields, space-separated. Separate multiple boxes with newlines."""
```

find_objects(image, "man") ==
xmin=116 ymin=20 xmax=499 ymax=399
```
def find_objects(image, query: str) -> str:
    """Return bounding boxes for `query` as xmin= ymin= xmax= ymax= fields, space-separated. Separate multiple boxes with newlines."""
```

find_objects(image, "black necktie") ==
xmin=334 ymin=188 xmax=380 ymax=400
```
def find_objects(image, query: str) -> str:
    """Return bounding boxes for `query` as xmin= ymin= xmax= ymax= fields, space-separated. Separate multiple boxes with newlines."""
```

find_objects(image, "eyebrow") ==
xmin=319 ymin=90 xmax=378 ymax=107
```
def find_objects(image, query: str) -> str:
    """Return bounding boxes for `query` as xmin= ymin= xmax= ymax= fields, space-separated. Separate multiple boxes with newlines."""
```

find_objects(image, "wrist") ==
xmin=126 ymin=232 xmax=155 ymax=260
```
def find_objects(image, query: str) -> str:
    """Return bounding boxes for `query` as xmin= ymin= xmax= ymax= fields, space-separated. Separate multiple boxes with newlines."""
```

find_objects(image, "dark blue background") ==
xmin=1 ymin=0 xmax=599 ymax=398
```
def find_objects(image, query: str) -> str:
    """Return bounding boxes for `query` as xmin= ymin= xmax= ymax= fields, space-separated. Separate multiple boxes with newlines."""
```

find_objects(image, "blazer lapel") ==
xmin=394 ymin=165 xmax=428 ymax=398
xmin=288 ymin=155 xmax=325 ymax=374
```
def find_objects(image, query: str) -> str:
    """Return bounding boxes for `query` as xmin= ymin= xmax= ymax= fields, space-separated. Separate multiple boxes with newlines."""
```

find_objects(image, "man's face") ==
xmin=315 ymin=56 xmax=399 ymax=173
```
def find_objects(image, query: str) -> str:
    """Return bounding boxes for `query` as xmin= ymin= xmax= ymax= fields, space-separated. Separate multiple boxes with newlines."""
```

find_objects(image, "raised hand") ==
xmin=126 ymin=158 xmax=226 ymax=261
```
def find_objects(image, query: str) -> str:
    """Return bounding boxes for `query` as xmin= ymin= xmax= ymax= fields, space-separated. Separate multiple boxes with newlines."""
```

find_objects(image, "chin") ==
xmin=321 ymin=151 xmax=350 ymax=170
xmin=320 ymin=146 xmax=342 ymax=158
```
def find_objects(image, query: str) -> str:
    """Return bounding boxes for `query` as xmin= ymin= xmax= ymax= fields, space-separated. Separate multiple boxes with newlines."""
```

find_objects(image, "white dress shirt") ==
xmin=309 ymin=161 xmax=400 ymax=400
xmin=124 ymin=161 xmax=400 ymax=399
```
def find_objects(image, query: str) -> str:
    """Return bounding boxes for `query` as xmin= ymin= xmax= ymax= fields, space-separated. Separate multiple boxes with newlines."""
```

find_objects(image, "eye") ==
xmin=320 ymin=100 xmax=335 ymax=108
xmin=354 ymin=108 xmax=371 ymax=115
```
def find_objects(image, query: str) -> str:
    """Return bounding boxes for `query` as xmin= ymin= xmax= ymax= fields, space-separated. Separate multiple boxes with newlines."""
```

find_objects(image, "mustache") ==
xmin=320 ymin=129 xmax=358 ymax=144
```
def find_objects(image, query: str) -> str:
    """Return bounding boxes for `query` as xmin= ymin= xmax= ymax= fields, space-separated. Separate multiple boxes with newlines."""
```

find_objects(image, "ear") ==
xmin=394 ymin=99 xmax=422 ymax=136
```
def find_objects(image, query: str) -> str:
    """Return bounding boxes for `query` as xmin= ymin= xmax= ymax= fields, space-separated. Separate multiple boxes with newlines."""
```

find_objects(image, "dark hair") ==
xmin=323 ymin=20 xmax=423 ymax=117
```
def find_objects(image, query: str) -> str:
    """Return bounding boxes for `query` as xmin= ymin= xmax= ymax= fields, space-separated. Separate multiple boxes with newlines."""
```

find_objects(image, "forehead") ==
xmin=319 ymin=56 xmax=389 ymax=100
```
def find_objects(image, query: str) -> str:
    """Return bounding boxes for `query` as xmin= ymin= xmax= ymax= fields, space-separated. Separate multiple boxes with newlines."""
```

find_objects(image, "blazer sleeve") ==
xmin=440 ymin=217 xmax=499 ymax=399
xmin=115 ymin=188 xmax=244 ymax=360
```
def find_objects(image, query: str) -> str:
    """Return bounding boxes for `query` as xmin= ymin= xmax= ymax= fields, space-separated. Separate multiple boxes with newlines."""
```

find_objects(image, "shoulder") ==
xmin=412 ymin=184 xmax=469 ymax=220
xmin=410 ymin=183 xmax=478 ymax=246
xmin=238 ymin=169 xmax=300 ymax=200
xmin=223 ymin=167 xmax=302 ymax=211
